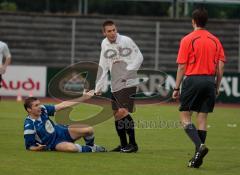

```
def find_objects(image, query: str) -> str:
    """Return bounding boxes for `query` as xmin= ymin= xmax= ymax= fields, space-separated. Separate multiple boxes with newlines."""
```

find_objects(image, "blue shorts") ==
xmin=49 ymin=125 xmax=75 ymax=150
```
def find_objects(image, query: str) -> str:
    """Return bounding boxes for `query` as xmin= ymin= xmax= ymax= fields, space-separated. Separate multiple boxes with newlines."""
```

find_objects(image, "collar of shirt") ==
xmin=27 ymin=115 xmax=42 ymax=122
xmin=106 ymin=33 xmax=121 ymax=44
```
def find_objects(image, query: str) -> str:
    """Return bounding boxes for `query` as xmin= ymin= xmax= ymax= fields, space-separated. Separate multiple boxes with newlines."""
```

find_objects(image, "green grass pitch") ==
xmin=0 ymin=99 xmax=239 ymax=175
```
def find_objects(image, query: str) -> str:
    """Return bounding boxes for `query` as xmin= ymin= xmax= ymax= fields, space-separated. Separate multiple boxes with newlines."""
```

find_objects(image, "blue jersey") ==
xmin=23 ymin=105 xmax=57 ymax=150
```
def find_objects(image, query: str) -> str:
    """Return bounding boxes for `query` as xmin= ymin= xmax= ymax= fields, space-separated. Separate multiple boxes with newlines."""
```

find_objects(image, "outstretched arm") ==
xmin=54 ymin=90 xmax=95 ymax=111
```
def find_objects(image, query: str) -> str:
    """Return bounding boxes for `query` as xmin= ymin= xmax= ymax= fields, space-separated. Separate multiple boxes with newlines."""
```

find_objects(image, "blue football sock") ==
xmin=75 ymin=144 xmax=92 ymax=152
xmin=84 ymin=134 xmax=95 ymax=146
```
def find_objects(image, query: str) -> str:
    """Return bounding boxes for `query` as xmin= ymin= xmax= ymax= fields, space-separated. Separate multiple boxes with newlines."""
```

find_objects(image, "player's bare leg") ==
xmin=68 ymin=125 xmax=96 ymax=147
xmin=55 ymin=142 xmax=79 ymax=152
xmin=114 ymin=108 xmax=129 ymax=120
xmin=196 ymin=113 xmax=208 ymax=131
xmin=180 ymin=111 xmax=192 ymax=127
xmin=56 ymin=125 xmax=106 ymax=153
xmin=55 ymin=141 xmax=105 ymax=153
xmin=68 ymin=125 xmax=94 ymax=140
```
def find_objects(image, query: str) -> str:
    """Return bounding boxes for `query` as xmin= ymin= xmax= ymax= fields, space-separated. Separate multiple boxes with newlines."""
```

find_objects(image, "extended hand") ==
xmin=94 ymin=91 xmax=102 ymax=96
xmin=36 ymin=143 xmax=46 ymax=151
xmin=82 ymin=89 xmax=95 ymax=100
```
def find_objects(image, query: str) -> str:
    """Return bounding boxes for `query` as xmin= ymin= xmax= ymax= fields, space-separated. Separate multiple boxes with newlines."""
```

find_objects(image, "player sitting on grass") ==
xmin=23 ymin=90 xmax=106 ymax=153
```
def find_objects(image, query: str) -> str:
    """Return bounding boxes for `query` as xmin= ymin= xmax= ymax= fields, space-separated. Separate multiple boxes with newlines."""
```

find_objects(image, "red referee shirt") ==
xmin=177 ymin=29 xmax=226 ymax=76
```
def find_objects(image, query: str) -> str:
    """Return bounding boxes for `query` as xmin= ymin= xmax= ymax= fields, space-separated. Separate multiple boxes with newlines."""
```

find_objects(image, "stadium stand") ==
xmin=0 ymin=12 xmax=238 ymax=72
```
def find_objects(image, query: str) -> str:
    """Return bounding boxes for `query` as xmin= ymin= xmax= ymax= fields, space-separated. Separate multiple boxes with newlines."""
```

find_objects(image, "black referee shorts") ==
xmin=179 ymin=75 xmax=216 ymax=113
xmin=111 ymin=86 xmax=137 ymax=113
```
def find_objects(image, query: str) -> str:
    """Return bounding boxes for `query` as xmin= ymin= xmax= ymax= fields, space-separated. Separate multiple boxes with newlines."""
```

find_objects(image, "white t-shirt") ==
xmin=95 ymin=34 xmax=143 ymax=92
xmin=0 ymin=41 xmax=11 ymax=66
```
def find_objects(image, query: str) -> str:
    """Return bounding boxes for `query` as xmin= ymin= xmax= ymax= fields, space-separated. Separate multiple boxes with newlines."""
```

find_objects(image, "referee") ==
xmin=172 ymin=8 xmax=225 ymax=168
xmin=95 ymin=20 xmax=143 ymax=153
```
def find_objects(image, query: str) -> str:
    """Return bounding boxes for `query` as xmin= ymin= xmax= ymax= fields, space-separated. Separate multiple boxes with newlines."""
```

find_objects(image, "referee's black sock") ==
xmin=184 ymin=123 xmax=202 ymax=150
xmin=115 ymin=119 xmax=127 ymax=147
xmin=124 ymin=114 xmax=137 ymax=146
xmin=195 ymin=130 xmax=207 ymax=152
xmin=197 ymin=130 xmax=207 ymax=143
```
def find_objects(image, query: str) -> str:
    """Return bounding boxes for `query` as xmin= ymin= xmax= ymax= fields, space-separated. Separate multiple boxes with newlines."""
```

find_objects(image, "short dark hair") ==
xmin=24 ymin=97 xmax=38 ymax=111
xmin=192 ymin=8 xmax=208 ymax=27
xmin=102 ymin=20 xmax=115 ymax=30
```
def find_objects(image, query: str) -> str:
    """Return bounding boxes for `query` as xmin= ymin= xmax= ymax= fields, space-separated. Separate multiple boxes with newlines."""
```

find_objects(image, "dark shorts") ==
xmin=49 ymin=125 xmax=74 ymax=150
xmin=111 ymin=86 xmax=137 ymax=113
xmin=179 ymin=75 xmax=216 ymax=113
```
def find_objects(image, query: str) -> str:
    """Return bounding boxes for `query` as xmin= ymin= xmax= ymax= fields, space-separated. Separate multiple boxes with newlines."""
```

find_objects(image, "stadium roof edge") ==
xmin=117 ymin=0 xmax=240 ymax=4
xmin=184 ymin=0 xmax=240 ymax=4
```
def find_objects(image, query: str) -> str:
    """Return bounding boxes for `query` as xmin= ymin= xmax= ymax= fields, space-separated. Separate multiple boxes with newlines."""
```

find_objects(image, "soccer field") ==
xmin=0 ymin=99 xmax=239 ymax=175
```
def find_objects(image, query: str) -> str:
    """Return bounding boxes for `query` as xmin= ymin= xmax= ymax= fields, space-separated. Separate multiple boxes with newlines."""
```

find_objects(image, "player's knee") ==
xmin=115 ymin=108 xmax=128 ymax=118
xmin=85 ymin=126 xmax=94 ymax=136
xmin=197 ymin=122 xmax=207 ymax=130
xmin=56 ymin=143 xmax=78 ymax=152
xmin=181 ymin=121 xmax=192 ymax=128
xmin=66 ymin=144 xmax=78 ymax=152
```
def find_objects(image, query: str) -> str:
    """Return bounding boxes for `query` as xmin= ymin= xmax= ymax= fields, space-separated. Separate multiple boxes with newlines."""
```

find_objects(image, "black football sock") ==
xmin=184 ymin=123 xmax=202 ymax=150
xmin=124 ymin=114 xmax=137 ymax=146
xmin=115 ymin=119 xmax=128 ymax=147
xmin=197 ymin=130 xmax=207 ymax=143
xmin=194 ymin=130 xmax=207 ymax=152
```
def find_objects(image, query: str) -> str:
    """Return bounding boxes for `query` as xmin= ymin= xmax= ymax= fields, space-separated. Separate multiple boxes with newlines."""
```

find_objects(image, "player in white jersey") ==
xmin=0 ymin=41 xmax=11 ymax=89
xmin=95 ymin=20 xmax=143 ymax=153
xmin=23 ymin=90 xmax=106 ymax=152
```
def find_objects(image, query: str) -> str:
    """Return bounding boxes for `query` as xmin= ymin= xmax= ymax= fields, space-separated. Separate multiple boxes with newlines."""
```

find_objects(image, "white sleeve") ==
xmin=95 ymin=44 xmax=109 ymax=93
xmin=126 ymin=38 xmax=143 ymax=71
xmin=3 ymin=43 xmax=11 ymax=58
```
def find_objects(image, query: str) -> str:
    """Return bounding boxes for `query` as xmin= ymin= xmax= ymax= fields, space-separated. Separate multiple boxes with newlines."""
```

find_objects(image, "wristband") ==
xmin=174 ymin=88 xmax=180 ymax=91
